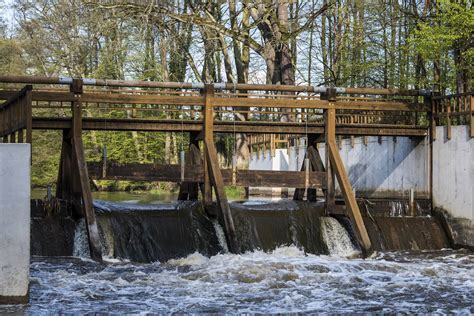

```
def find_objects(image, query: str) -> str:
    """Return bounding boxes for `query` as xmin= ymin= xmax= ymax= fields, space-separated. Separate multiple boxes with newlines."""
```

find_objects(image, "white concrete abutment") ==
xmin=249 ymin=126 xmax=473 ymax=248
xmin=0 ymin=144 xmax=31 ymax=304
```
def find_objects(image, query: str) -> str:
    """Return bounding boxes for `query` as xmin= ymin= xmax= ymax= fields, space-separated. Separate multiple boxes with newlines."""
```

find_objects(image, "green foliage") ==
xmin=413 ymin=1 xmax=473 ymax=61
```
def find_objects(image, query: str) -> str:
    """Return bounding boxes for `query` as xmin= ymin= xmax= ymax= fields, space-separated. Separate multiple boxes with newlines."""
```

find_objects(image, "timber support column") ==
xmin=70 ymin=79 xmax=102 ymax=262
xmin=203 ymin=84 xmax=238 ymax=253
xmin=324 ymin=88 xmax=372 ymax=254
xmin=323 ymin=89 xmax=336 ymax=213
xmin=203 ymin=85 xmax=213 ymax=205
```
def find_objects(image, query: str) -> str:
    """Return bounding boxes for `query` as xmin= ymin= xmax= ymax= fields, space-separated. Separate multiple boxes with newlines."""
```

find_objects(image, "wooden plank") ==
xmin=88 ymin=162 xmax=204 ymax=182
xmin=87 ymin=161 xmax=326 ymax=189
xmin=328 ymin=140 xmax=372 ymax=253
xmin=236 ymin=170 xmax=326 ymax=189
xmin=70 ymin=79 xmax=102 ymax=262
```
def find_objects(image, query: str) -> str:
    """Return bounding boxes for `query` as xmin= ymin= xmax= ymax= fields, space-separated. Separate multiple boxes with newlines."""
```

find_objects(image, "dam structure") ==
xmin=0 ymin=76 xmax=473 ymax=309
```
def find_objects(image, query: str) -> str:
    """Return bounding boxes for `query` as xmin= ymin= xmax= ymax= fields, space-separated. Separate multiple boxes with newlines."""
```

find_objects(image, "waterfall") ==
xmin=212 ymin=220 xmax=229 ymax=253
xmin=321 ymin=216 xmax=360 ymax=257
xmin=73 ymin=219 xmax=91 ymax=258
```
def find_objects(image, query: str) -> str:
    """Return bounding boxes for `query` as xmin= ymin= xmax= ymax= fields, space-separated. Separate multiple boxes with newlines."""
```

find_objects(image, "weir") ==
xmin=0 ymin=75 xmax=473 ymax=266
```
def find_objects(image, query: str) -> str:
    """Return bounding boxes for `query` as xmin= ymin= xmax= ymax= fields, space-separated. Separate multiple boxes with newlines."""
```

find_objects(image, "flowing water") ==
xmin=7 ymin=194 xmax=474 ymax=314
xmin=0 ymin=249 xmax=472 ymax=314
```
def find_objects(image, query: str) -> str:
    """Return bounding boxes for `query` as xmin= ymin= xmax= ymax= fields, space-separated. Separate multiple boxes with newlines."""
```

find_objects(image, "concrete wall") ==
xmin=317 ymin=136 xmax=430 ymax=198
xmin=433 ymin=126 xmax=474 ymax=247
xmin=0 ymin=144 xmax=30 ymax=304
xmin=249 ymin=136 xmax=430 ymax=198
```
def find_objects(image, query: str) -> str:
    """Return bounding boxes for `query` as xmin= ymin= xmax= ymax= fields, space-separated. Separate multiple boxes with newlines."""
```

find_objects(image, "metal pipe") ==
xmin=0 ymin=75 xmax=431 ymax=96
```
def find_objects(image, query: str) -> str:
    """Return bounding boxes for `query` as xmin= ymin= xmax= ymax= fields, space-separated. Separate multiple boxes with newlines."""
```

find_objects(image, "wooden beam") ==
xmin=205 ymin=139 xmax=238 ymax=253
xmin=87 ymin=161 xmax=327 ymax=189
xmin=325 ymin=106 xmax=336 ymax=214
xmin=328 ymin=141 xmax=372 ymax=253
xmin=31 ymin=117 xmax=429 ymax=136
xmin=70 ymin=79 xmax=102 ymax=262
xmin=203 ymin=85 xmax=214 ymax=204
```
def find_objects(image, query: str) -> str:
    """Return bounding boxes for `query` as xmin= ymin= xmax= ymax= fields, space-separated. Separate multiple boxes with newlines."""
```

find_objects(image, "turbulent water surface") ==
xmin=1 ymin=248 xmax=473 ymax=314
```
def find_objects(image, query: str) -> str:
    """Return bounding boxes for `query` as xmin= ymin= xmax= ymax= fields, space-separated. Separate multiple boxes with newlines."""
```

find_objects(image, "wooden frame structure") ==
xmin=1 ymin=75 xmax=471 ymax=259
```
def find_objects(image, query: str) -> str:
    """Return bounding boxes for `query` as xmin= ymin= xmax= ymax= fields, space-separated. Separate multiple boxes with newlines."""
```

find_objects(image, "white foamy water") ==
xmin=212 ymin=220 xmax=229 ymax=253
xmin=73 ymin=219 xmax=90 ymax=258
xmin=2 ymin=248 xmax=472 ymax=314
xmin=321 ymin=217 xmax=360 ymax=257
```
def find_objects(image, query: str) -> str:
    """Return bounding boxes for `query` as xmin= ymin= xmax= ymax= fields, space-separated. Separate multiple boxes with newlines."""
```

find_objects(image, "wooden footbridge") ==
xmin=1 ymin=75 xmax=472 ymax=260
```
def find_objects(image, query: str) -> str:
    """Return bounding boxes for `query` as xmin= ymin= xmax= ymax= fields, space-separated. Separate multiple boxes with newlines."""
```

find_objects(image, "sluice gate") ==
xmin=1 ymin=75 xmax=473 ymax=261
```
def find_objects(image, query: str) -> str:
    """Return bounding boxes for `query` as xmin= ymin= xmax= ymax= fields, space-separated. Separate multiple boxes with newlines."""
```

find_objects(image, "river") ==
xmin=4 ymin=191 xmax=473 ymax=314
xmin=0 ymin=249 xmax=472 ymax=314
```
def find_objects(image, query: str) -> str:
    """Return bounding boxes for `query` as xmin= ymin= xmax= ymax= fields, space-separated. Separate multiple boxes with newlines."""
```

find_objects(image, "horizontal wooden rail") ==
xmin=87 ymin=162 xmax=327 ymax=189
xmin=0 ymin=90 xmax=427 ymax=112
xmin=0 ymin=75 xmax=430 ymax=95
xmin=32 ymin=117 xmax=428 ymax=136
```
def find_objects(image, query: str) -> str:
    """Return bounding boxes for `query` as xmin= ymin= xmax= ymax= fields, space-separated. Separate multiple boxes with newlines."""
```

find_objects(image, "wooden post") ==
xmin=429 ymin=93 xmax=436 ymax=141
xmin=324 ymin=89 xmax=336 ymax=213
xmin=24 ymin=85 xmax=32 ymax=144
xmin=293 ymin=134 xmax=325 ymax=201
xmin=446 ymin=97 xmax=451 ymax=140
xmin=70 ymin=79 xmax=102 ymax=262
xmin=201 ymin=84 xmax=237 ymax=252
xmin=327 ymin=141 xmax=372 ymax=253
xmin=56 ymin=129 xmax=74 ymax=201
xmin=10 ymin=131 xmax=15 ymax=143
xmin=205 ymin=139 xmax=238 ymax=253
xmin=470 ymin=95 xmax=474 ymax=138
xmin=203 ymin=84 xmax=214 ymax=204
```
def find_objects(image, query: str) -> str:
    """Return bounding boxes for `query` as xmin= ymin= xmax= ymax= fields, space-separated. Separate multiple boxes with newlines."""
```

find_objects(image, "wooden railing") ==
xmin=432 ymin=92 xmax=473 ymax=139
xmin=0 ymin=85 xmax=32 ymax=143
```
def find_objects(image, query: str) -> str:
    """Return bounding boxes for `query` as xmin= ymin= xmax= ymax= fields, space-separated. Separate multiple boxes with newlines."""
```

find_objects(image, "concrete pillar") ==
xmin=0 ymin=144 xmax=30 ymax=304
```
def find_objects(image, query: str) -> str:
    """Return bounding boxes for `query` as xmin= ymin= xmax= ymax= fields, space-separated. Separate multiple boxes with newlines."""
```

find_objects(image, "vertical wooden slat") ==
xmin=17 ymin=129 xmax=24 ymax=143
xmin=430 ymin=95 xmax=436 ymax=141
xmin=470 ymin=95 xmax=474 ymax=138
xmin=446 ymin=97 xmax=451 ymax=140
xmin=25 ymin=86 xmax=33 ymax=144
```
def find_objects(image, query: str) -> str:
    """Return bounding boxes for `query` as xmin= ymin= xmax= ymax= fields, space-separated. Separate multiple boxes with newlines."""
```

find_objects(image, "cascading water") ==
xmin=320 ymin=216 xmax=360 ymax=257
xmin=73 ymin=218 xmax=90 ymax=258
xmin=212 ymin=220 xmax=229 ymax=253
